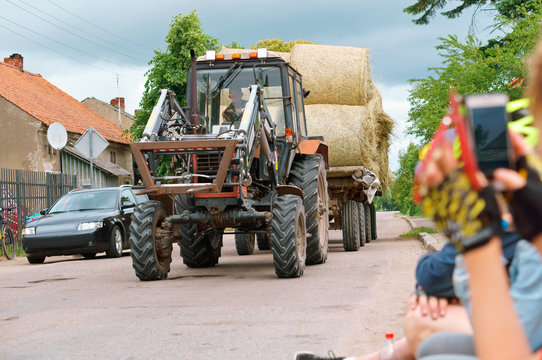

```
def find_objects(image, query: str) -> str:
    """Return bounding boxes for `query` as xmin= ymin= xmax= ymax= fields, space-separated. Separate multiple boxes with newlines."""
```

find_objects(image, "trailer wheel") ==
xmin=129 ymin=201 xmax=171 ymax=281
xmin=370 ymin=204 xmax=377 ymax=240
xmin=235 ymin=233 xmax=255 ymax=255
xmin=175 ymin=195 xmax=221 ymax=268
xmin=257 ymin=233 xmax=271 ymax=250
xmin=357 ymin=202 xmax=366 ymax=247
xmin=364 ymin=204 xmax=372 ymax=244
xmin=271 ymin=195 xmax=306 ymax=278
xmin=288 ymin=154 xmax=329 ymax=264
xmin=342 ymin=200 xmax=361 ymax=251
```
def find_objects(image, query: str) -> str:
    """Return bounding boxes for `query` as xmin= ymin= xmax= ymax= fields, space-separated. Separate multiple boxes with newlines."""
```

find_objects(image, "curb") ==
xmin=417 ymin=232 xmax=439 ymax=252
xmin=401 ymin=216 xmax=441 ymax=253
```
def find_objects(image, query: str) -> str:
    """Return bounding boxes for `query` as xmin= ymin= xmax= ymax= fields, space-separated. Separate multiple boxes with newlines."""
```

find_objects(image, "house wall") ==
xmin=96 ymin=141 xmax=133 ymax=177
xmin=82 ymin=98 xmax=134 ymax=132
xmin=1 ymin=97 xmax=133 ymax=183
xmin=0 ymin=97 xmax=60 ymax=171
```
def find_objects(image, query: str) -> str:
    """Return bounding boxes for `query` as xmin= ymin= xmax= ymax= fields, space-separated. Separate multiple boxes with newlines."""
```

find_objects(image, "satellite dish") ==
xmin=47 ymin=122 xmax=68 ymax=150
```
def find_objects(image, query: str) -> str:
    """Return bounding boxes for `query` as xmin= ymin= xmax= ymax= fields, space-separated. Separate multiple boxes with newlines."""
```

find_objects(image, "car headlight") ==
xmin=77 ymin=221 xmax=104 ymax=231
xmin=22 ymin=227 xmax=36 ymax=235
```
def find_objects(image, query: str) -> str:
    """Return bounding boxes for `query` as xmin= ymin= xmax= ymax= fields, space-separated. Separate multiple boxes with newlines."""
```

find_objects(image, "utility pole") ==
xmin=116 ymin=74 xmax=122 ymax=127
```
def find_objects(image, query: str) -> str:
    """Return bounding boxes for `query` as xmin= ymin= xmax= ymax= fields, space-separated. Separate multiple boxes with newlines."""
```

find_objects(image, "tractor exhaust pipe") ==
xmin=189 ymin=49 xmax=201 ymax=128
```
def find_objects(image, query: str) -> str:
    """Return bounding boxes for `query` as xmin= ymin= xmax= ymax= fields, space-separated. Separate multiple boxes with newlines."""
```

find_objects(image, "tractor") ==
xmin=129 ymin=48 xmax=329 ymax=279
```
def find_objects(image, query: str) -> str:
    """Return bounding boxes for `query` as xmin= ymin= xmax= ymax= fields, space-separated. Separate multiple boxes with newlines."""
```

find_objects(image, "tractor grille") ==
xmin=196 ymin=153 xmax=221 ymax=173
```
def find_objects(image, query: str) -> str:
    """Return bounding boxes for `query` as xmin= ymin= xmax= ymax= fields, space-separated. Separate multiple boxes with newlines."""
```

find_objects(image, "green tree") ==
xmin=250 ymin=38 xmax=314 ymax=52
xmin=130 ymin=11 xmax=219 ymax=140
xmin=404 ymin=0 xmax=539 ymax=24
xmin=390 ymin=143 xmax=420 ymax=215
xmin=397 ymin=3 xmax=541 ymax=212
xmin=408 ymin=4 xmax=540 ymax=144
xmin=373 ymin=188 xmax=398 ymax=211
xmin=223 ymin=41 xmax=243 ymax=49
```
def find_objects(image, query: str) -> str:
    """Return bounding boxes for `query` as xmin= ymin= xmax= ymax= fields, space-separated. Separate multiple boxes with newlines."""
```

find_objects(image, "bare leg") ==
xmin=404 ymin=304 xmax=472 ymax=356
xmin=352 ymin=337 xmax=415 ymax=360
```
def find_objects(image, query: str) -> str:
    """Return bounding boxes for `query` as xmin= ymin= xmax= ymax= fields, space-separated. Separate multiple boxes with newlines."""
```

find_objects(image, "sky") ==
xmin=0 ymin=0 xmax=497 ymax=171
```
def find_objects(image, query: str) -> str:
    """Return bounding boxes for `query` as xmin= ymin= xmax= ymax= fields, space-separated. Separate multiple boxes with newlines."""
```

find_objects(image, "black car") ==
xmin=22 ymin=185 xmax=148 ymax=264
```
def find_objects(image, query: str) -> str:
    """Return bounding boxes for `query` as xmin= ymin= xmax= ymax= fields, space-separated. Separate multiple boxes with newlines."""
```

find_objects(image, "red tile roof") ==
xmin=0 ymin=61 xmax=129 ymax=144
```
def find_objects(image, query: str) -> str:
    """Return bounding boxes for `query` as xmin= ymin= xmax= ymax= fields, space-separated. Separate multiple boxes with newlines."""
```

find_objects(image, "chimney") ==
xmin=4 ymin=53 xmax=23 ymax=71
xmin=110 ymin=97 xmax=125 ymax=111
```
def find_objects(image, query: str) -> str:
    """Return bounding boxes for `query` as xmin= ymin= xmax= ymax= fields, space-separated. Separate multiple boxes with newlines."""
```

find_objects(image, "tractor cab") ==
xmin=188 ymin=49 xmax=308 ymax=144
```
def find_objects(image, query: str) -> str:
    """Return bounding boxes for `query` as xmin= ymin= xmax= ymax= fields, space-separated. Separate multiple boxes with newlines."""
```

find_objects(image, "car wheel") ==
xmin=27 ymin=255 xmax=45 ymax=264
xmin=106 ymin=225 xmax=123 ymax=258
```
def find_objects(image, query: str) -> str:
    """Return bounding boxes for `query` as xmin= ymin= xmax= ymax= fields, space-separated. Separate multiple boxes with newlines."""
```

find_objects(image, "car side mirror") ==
xmin=39 ymin=209 xmax=48 ymax=215
xmin=121 ymin=200 xmax=135 ymax=209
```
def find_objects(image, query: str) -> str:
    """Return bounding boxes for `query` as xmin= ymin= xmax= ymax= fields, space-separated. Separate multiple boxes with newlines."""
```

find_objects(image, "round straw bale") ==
xmin=305 ymin=104 xmax=379 ymax=170
xmin=290 ymin=44 xmax=370 ymax=106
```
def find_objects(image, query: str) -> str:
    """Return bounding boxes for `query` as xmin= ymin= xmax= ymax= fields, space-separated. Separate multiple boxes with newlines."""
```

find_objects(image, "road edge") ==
xmin=401 ymin=216 xmax=441 ymax=253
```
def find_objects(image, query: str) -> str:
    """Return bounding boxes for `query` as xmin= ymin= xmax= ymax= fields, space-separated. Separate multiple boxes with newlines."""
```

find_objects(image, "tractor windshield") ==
xmin=195 ymin=65 xmax=286 ymax=135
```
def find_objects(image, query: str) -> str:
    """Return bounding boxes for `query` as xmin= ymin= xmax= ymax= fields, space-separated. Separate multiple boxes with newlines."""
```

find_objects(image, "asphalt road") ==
xmin=0 ymin=211 xmax=425 ymax=360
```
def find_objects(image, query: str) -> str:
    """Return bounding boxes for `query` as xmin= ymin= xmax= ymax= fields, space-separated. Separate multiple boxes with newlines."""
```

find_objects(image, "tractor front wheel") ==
xmin=129 ymin=201 xmax=172 ymax=281
xmin=271 ymin=195 xmax=306 ymax=278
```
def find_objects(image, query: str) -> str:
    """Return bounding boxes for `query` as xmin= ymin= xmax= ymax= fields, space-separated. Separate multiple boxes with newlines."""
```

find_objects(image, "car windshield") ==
xmin=48 ymin=190 xmax=117 ymax=213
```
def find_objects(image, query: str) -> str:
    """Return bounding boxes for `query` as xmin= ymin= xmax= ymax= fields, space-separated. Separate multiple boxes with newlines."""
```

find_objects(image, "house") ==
xmin=0 ymin=53 xmax=132 ymax=186
xmin=82 ymin=96 xmax=134 ymax=132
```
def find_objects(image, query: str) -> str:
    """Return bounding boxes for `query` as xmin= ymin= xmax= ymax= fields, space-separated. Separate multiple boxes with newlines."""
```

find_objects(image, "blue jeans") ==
xmin=453 ymin=240 xmax=542 ymax=351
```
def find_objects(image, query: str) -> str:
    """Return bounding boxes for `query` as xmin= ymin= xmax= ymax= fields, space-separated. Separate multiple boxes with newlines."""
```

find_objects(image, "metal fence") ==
xmin=0 ymin=168 xmax=77 ymax=239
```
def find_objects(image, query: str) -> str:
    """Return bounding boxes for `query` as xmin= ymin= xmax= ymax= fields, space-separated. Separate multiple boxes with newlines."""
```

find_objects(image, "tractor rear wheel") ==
xmin=175 ymin=195 xmax=221 ymax=268
xmin=342 ymin=200 xmax=361 ymax=251
xmin=271 ymin=195 xmax=306 ymax=278
xmin=257 ymin=233 xmax=271 ymax=250
xmin=235 ymin=233 xmax=255 ymax=255
xmin=288 ymin=154 xmax=329 ymax=264
xmin=364 ymin=204 xmax=372 ymax=244
xmin=129 ymin=201 xmax=172 ymax=281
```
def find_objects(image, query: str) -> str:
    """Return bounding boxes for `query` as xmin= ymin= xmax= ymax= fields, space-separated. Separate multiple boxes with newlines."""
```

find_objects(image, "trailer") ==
xmin=327 ymin=166 xmax=380 ymax=251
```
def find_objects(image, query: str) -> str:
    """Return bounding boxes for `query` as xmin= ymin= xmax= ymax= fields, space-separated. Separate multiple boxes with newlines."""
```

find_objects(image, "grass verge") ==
xmin=403 ymin=226 xmax=437 ymax=238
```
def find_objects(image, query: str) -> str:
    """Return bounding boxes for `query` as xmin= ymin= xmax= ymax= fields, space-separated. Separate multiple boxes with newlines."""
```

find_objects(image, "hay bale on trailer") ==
xmin=289 ymin=44 xmax=371 ymax=106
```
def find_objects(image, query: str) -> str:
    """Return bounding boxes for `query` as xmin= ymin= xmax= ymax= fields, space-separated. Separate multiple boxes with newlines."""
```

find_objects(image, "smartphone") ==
xmin=464 ymin=93 xmax=512 ymax=177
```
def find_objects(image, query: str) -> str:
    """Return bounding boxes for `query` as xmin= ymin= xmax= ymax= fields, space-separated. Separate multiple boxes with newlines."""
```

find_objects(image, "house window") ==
xmin=110 ymin=151 xmax=116 ymax=164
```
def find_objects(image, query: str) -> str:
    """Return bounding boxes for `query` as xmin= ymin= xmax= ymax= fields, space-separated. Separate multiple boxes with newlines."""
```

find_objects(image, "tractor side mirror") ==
xmin=303 ymin=88 xmax=310 ymax=98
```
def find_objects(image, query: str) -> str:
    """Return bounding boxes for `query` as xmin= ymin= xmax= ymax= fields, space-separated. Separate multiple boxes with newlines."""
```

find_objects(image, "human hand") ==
xmin=408 ymin=289 xmax=452 ymax=320
xmin=416 ymin=136 xmax=501 ymax=252
xmin=493 ymin=131 xmax=542 ymax=240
